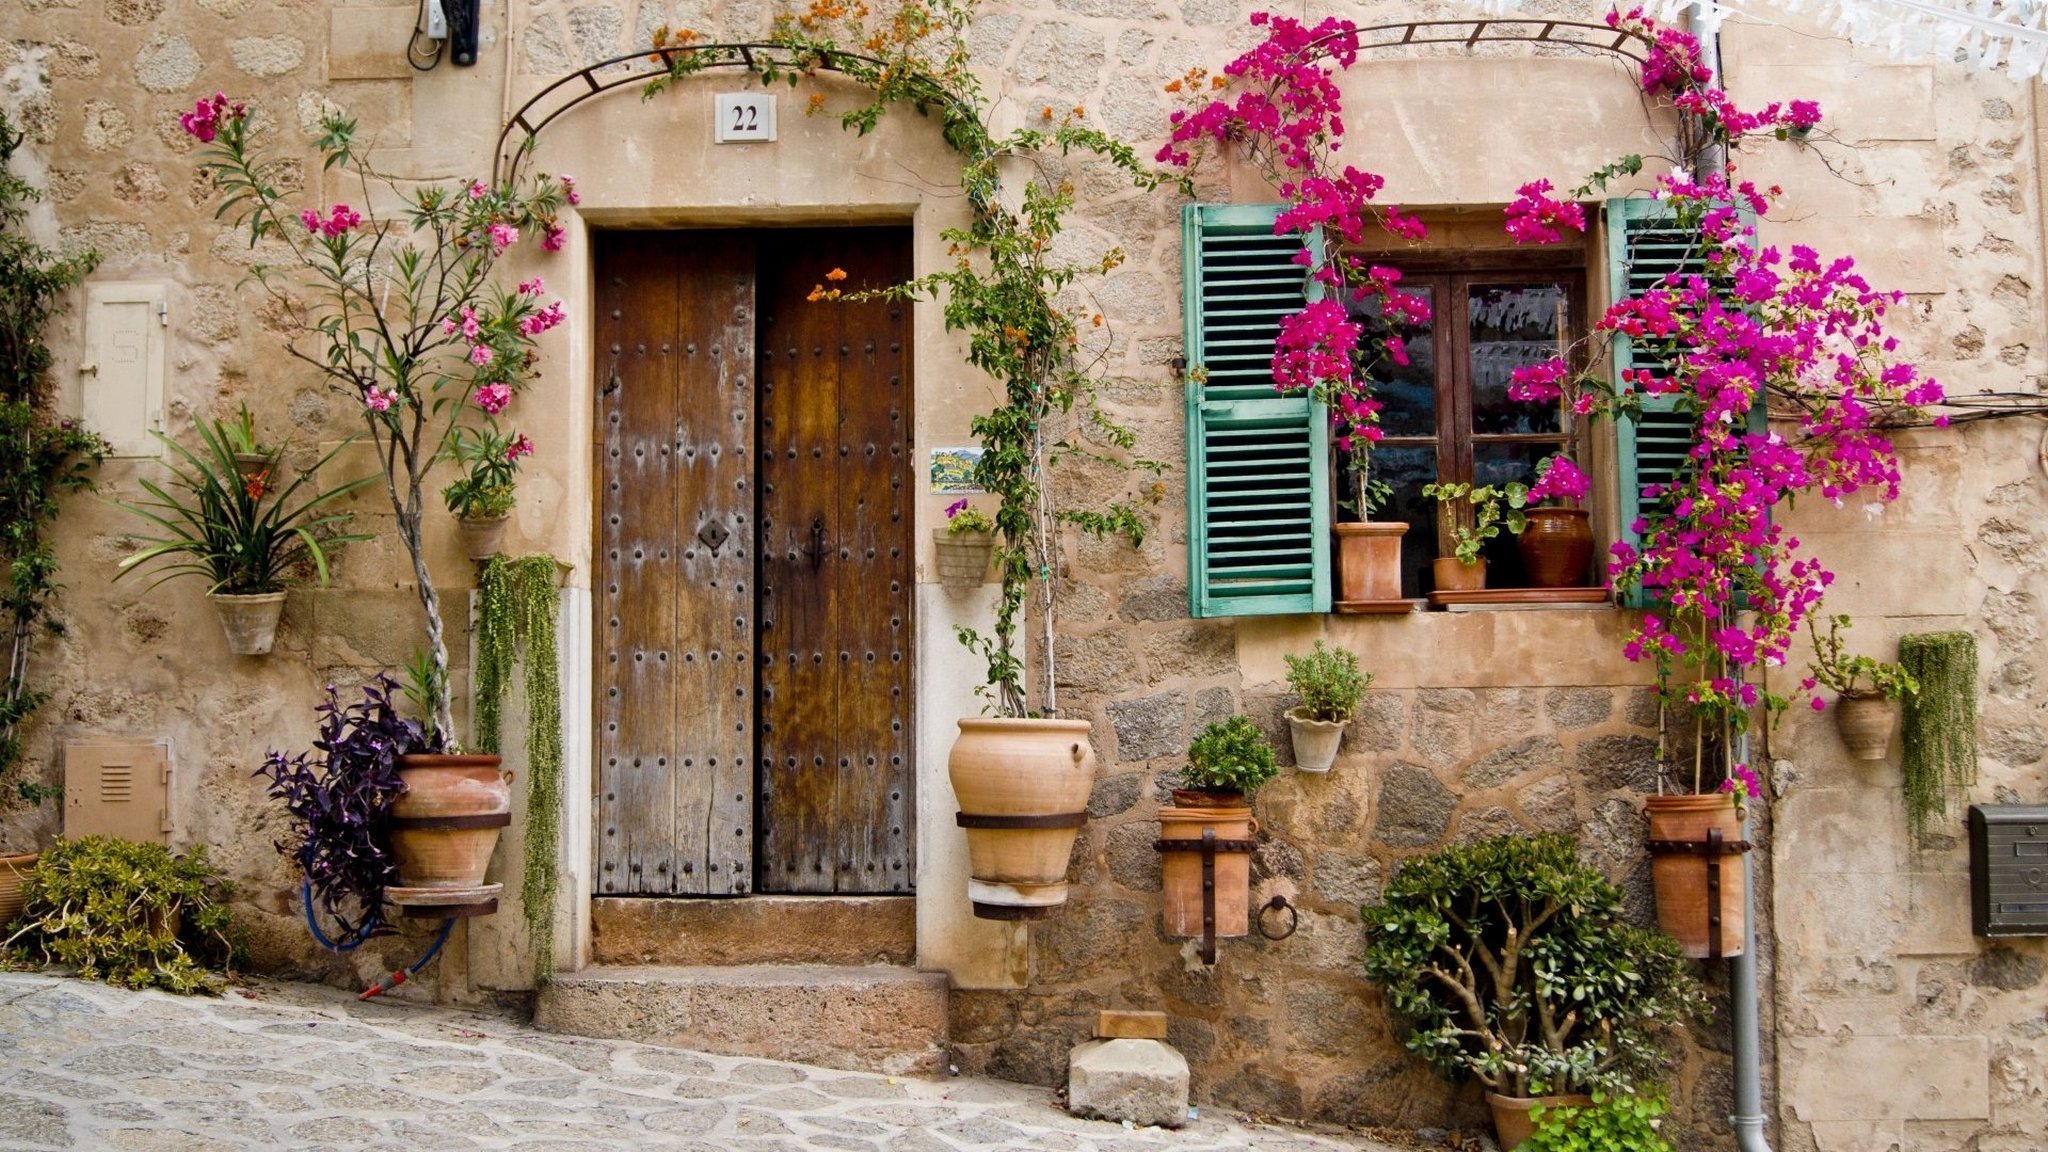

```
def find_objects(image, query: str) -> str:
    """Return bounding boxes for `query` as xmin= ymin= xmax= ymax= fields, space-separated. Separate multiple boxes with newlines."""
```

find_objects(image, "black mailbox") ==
xmin=1969 ymin=805 xmax=2048 ymax=937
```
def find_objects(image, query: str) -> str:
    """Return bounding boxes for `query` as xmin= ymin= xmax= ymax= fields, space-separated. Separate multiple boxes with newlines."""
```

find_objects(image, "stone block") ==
xmin=1095 ymin=1010 xmax=1168 ymax=1040
xmin=1783 ymin=1035 xmax=1989 ymax=1121
xmin=1067 ymin=1038 xmax=1188 ymax=1128
xmin=328 ymin=8 xmax=420 ymax=80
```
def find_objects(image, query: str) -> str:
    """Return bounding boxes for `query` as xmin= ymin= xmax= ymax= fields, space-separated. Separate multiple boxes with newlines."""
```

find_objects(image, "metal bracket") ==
xmin=956 ymin=811 xmax=1087 ymax=830
xmin=1647 ymin=833 xmax=1750 ymax=959
xmin=1153 ymin=830 xmax=1257 ymax=965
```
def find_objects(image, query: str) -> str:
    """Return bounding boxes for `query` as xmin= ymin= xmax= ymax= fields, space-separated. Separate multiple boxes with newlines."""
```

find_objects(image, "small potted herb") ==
xmin=114 ymin=416 xmax=374 ymax=655
xmin=1807 ymin=613 xmax=1919 ymax=760
xmin=933 ymin=497 xmax=996 ymax=589
xmin=442 ymin=423 xmax=531 ymax=562
xmin=1281 ymin=640 xmax=1371 ymax=773
xmin=1158 ymin=716 xmax=1280 ymax=940
xmin=1421 ymin=480 xmax=1529 ymax=592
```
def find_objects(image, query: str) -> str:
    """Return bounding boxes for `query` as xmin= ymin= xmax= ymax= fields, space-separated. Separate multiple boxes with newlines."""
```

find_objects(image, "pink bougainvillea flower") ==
xmin=1503 ymin=179 xmax=1587 ymax=246
xmin=1529 ymin=456 xmax=1591 ymax=504
xmin=505 ymin=433 xmax=534 ymax=461
xmin=363 ymin=385 xmax=395 ymax=412
xmin=469 ymin=344 xmax=495 ymax=367
xmin=474 ymin=382 xmax=512 ymax=414
xmin=1787 ymin=99 xmax=1823 ymax=128
xmin=944 ymin=497 xmax=969 ymax=519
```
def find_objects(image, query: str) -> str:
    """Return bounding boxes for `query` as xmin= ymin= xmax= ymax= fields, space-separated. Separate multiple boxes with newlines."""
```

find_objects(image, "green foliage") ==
xmin=1360 ymin=834 xmax=1705 ymax=1098
xmin=1180 ymin=716 xmax=1280 ymax=797
xmin=220 ymin=403 xmax=265 ymax=456
xmin=1422 ymin=481 xmax=1530 ymax=565
xmin=0 ymin=110 xmax=105 ymax=805
xmin=4 ymin=836 xmax=239 ymax=995
xmin=474 ymin=554 xmax=563 ymax=984
xmin=1807 ymin=614 xmax=1917 ymax=700
xmin=113 ymin=420 xmax=374 ymax=594
xmin=1899 ymin=631 xmax=1978 ymax=844
xmin=441 ymin=424 xmax=520 ymax=519
xmin=945 ymin=507 xmax=994 ymax=535
xmin=1524 ymin=1091 xmax=1674 ymax=1152
xmin=1284 ymin=640 xmax=1371 ymax=722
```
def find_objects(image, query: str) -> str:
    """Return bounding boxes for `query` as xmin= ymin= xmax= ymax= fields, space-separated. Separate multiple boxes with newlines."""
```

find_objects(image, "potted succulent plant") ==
xmin=113 ymin=416 xmax=372 ymax=655
xmin=1157 ymin=716 xmax=1279 ymax=939
xmin=1362 ymin=834 xmax=1704 ymax=1150
xmin=933 ymin=498 xmax=996 ymax=589
xmin=1282 ymin=640 xmax=1371 ymax=773
xmin=442 ymin=422 xmax=529 ymax=562
xmin=1422 ymin=480 xmax=1529 ymax=592
xmin=1807 ymin=613 xmax=1919 ymax=760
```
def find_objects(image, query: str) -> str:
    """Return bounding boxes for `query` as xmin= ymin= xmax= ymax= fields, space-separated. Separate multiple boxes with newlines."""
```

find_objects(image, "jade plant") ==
xmin=1178 ymin=716 xmax=1280 ymax=800
xmin=1361 ymin=834 xmax=1704 ymax=1098
xmin=3 ymin=835 xmax=239 ymax=994
xmin=1283 ymin=640 xmax=1371 ymax=723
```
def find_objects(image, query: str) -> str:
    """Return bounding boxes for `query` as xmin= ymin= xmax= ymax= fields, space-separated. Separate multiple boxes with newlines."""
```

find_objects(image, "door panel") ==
xmin=595 ymin=233 xmax=756 ymax=895
xmin=757 ymin=229 xmax=915 ymax=894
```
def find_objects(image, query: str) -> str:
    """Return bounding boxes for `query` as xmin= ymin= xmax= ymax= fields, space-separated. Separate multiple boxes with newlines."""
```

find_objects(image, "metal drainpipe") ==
xmin=1687 ymin=2 xmax=1773 ymax=1143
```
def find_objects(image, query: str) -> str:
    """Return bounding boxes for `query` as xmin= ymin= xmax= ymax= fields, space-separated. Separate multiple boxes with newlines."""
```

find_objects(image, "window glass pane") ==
xmin=1361 ymin=443 xmax=1435 ymax=598
xmin=1468 ymin=283 xmax=1566 ymax=435
xmin=1350 ymin=285 xmax=1436 ymax=438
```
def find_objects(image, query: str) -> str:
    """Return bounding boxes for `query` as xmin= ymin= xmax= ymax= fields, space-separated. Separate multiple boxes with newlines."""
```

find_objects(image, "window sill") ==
xmin=1428 ymin=587 xmax=1613 ymax=612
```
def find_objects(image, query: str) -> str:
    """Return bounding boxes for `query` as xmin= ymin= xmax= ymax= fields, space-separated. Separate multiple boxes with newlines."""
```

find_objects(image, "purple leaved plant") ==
xmin=254 ymin=674 xmax=446 ymax=938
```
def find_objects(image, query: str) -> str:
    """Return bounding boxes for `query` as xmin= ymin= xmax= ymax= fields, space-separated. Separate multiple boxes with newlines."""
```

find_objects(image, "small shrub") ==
xmin=1179 ymin=716 xmax=1279 ymax=797
xmin=4 ymin=835 xmax=238 ymax=994
xmin=1283 ymin=640 xmax=1371 ymax=722
xmin=1524 ymin=1091 xmax=1674 ymax=1152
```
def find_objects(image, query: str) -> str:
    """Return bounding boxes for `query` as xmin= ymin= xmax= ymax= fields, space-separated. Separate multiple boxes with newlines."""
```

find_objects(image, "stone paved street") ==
xmin=0 ymin=973 xmax=1411 ymax=1151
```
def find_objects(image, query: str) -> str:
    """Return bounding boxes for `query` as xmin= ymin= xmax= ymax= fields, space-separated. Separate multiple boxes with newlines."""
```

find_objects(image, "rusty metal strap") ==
xmin=1645 ymin=838 xmax=1753 ymax=857
xmin=388 ymin=813 xmax=512 ymax=831
xmin=956 ymin=811 xmax=1087 ymax=830
xmin=1153 ymin=839 xmax=1257 ymax=853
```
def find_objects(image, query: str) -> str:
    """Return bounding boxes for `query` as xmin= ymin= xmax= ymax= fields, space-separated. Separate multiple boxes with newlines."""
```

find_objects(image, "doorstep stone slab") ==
xmin=1068 ymin=1037 xmax=1190 ymax=1129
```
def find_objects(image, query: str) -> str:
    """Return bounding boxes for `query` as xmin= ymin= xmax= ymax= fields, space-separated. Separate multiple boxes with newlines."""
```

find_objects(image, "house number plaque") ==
xmin=715 ymin=93 xmax=777 ymax=143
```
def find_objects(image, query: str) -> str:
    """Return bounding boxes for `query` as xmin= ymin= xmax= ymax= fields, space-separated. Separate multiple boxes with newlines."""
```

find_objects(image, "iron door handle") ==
xmin=809 ymin=517 xmax=826 ymax=572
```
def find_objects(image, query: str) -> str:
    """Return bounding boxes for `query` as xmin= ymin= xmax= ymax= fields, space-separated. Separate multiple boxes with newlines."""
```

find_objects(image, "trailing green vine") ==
xmin=474 ymin=554 xmax=562 ymax=982
xmin=0 ymin=110 xmax=105 ymax=804
xmin=645 ymin=1 xmax=1185 ymax=716
xmin=1898 ymin=631 xmax=1978 ymax=844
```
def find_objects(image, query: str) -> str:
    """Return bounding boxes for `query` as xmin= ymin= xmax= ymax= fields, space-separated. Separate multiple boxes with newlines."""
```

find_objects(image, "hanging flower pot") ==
xmin=458 ymin=514 xmax=511 ymax=562
xmin=933 ymin=528 xmax=997 ymax=589
xmin=232 ymin=452 xmax=273 ymax=485
xmin=1433 ymin=556 xmax=1486 ymax=593
xmin=1157 ymin=797 xmax=1255 ymax=937
xmin=208 ymin=591 xmax=287 ymax=656
xmin=1644 ymin=792 xmax=1748 ymax=959
xmin=1833 ymin=691 xmax=1900 ymax=760
xmin=388 ymin=754 xmax=511 ymax=889
xmin=1284 ymin=709 xmax=1345 ymax=773
xmin=948 ymin=718 xmax=1095 ymax=919
xmin=1516 ymin=507 xmax=1594 ymax=588
xmin=1334 ymin=521 xmax=1406 ymax=602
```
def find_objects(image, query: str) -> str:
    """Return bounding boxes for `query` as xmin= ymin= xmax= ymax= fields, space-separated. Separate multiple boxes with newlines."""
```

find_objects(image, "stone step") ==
xmin=535 ymin=964 xmax=949 ymax=1077
xmin=590 ymin=896 xmax=916 ymax=966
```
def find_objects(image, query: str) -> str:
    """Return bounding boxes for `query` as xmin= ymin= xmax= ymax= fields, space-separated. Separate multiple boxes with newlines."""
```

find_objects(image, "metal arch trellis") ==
xmin=491 ymin=20 xmax=1650 ymax=186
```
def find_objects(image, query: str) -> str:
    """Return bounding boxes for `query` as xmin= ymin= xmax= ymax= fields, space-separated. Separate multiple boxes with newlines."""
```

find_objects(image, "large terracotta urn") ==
xmin=948 ymin=718 xmax=1095 ymax=920
xmin=1516 ymin=507 xmax=1594 ymax=588
xmin=389 ymin=754 xmax=511 ymax=889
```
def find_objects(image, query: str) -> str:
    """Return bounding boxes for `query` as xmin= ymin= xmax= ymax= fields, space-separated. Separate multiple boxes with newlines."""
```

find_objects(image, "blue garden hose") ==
xmin=359 ymin=915 xmax=455 ymax=1000
xmin=299 ymin=877 xmax=456 ymax=999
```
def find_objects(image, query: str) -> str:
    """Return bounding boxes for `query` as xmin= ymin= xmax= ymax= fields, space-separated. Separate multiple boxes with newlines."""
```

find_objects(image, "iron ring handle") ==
xmin=1257 ymin=894 xmax=1298 ymax=941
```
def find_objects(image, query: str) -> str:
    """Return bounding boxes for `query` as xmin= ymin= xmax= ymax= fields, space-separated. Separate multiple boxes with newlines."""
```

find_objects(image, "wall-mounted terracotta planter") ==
xmin=1834 ymin=692 xmax=1900 ymax=760
xmin=1158 ymin=799 xmax=1254 ymax=938
xmin=1284 ymin=709 xmax=1345 ymax=773
xmin=1644 ymin=792 xmax=1748 ymax=958
xmin=208 ymin=591 xmax=287 ymax=656
xmin=458 ymin=514 xmax=511 ymax=562
xmin=389 ymin=754 xmax=511 ymax=889
xmin=948 ymin=717 xmax=1095 ymax=919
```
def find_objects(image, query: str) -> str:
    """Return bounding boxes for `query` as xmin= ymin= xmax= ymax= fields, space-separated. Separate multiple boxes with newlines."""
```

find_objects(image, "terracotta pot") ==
xmin=208 ymin=591 xmax=287 ymax=656
xmin=458 ymin=514 xmax=511 ymax=562
xmin=0 ymin=852 xmax=36 ymax=928
xmin=1432 ymin=556 xmax=1486 ymax=592
xmin=1516 ymin=507 xmax=1594 ymax=588
xmin=948 ymin=718 xmax=1096 ymax=920
xmin=1158 ymin=802 xmax=1254 ymax=937
xmin=1486 ymin=1091 xmax=1594 ymax=1150
xmin=1334 ymin=521 xmax=1407 ymax=601
xmin=1284 ymin=708 xmax=1345 ymax=773
xmin=389 ymin=754 xmax=511 ymax=889
xmin=1834 ymin=692 xmax=1900 ymax=760
xmin=1644 ymin=792 xmax=1748 ymax=958
xmin=932 ymin=528 xmax=997 ymax=589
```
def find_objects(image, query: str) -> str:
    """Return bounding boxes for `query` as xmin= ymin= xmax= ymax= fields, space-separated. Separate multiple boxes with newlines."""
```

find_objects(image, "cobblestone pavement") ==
xmin=0 ymin=972 xmax=1409 ymax=1152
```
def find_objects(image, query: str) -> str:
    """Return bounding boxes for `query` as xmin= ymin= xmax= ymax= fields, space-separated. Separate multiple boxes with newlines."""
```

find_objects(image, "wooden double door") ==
xmin=594 ymin=228 xmax=913 ymax=897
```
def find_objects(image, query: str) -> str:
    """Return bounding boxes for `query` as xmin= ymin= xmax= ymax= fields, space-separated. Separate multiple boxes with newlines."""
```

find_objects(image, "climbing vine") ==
xmin=475 ymin=554 xmax=562 ymax=981
xmin=645 ymin=1 xmax=1186 ymax=716
xmin=0 ymin=110 xmax=105 ymax=805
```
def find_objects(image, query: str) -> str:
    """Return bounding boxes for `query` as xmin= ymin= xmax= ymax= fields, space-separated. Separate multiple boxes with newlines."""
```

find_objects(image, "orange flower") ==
xmin=1090 ymin=314 xmax=1103 ymax=327
xmin=1072 ymin=106 xmax=1085 ymax=118
xmin=1163 ymin=79 xmax=1182 ymax=93
xmin=807 ymin=93 xmax=827 ymax=113
xmin=1041 ymin=106 xmax=1054 ymax=119
xmin=825 ymin=267 xmax=847 ymax=282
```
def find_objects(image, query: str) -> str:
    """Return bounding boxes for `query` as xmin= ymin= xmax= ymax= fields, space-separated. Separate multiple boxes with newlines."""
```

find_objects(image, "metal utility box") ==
xmin=63 ymin=741 xmax=172 ymax=844
xmin=1969 ymin=805 xmax=2048 ymax=937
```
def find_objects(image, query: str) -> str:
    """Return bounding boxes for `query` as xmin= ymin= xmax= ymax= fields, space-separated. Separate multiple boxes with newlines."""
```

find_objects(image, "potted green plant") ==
xmin=1421 ymin=480 xmax=1529 ymax=592
xmin=933 ymin=497 xmax=996 ymax=589
xmin=1282 ymin=640 xmax=1371 ymax=773
xmin=442 ymin=422 xmax=527 ymax=562
xmin=220 ymin=402 xmax=273 ymax=484
xmin=1334 ymin=460 xmax=1406 ymax=604
xmin=1158 ymin=716 xmax=1279 ymax=939
xmin=1524 ymin=1092 xmax=1674 ymax=1152
xmin=1807 ymin=613 xmax=1919 ymax=760
xmin=1361 ymin=834 xmax=1704 ymax=1150
xmin=113 ymin=416 xmax=373 ymax=655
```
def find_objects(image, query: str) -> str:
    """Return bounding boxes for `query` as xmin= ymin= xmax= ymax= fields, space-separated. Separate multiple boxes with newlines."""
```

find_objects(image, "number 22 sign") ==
xmin=715 ymin=93 xmax=776 ymax=143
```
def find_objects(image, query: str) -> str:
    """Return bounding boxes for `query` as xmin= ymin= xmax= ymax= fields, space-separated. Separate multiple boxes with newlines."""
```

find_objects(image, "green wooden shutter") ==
xmin=1607 ymin=197 xmax=1766 ymax=608
xmin=1183 ymin=203 xmax=1331 ymax=618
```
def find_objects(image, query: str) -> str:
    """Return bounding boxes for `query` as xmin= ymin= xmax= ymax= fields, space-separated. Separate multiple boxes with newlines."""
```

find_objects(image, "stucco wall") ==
xmin=3 ymin=0 xmax=2045 ymax=1145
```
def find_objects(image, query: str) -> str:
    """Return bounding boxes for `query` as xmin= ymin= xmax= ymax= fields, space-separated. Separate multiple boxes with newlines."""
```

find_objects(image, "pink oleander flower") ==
xmin=441 ymin=316 xmax=458 ymax=335
xmin=317 ymin=204 xmax=361 ymax=238
xmin=468 ymin=181 xmax=487 ymax=201
xmin=520 ymin=301 xmax=566 ymax=336
xmin=487 ymin=223 xmax=518 ymax=254
xmin=474 ymin=382 xmax=512 ymax=414
xmin=541 ymin=224 xmax=566 ymax=252
xmin=178 ymin=92 xmax=231 ymax=142
xmin=505 ymin=433 xmax=534 ymax=461
xmin=469 ymin=344 xmax=494 ymax=367
xmin=560 ymin=174 xmax=579 ymax=206
xmin=460 ymin=307 xmax=480 ymax=340
xmin=517 ymin=277 xmax=544 ymax=296
xmin=363 ymin=385 xmax=395 ymax=412
xmin=300 ymin=208 xmax=322 ymax=233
